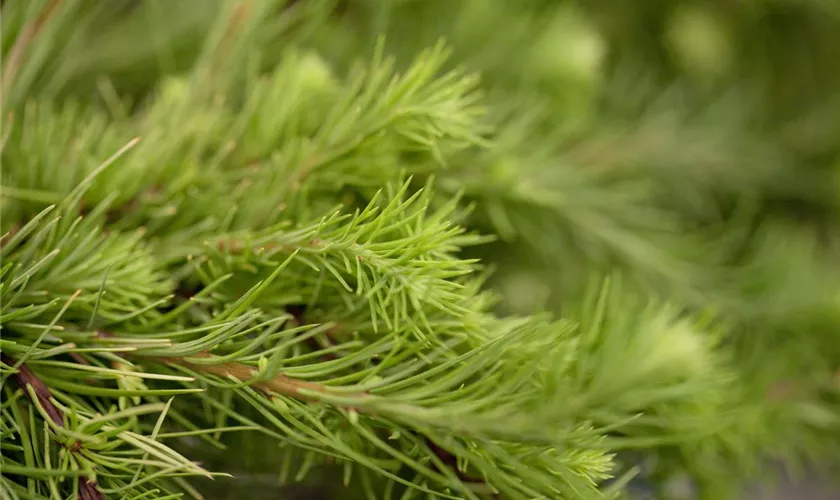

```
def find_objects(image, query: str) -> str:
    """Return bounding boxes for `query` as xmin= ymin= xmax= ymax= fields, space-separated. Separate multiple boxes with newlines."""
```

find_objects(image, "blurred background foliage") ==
xmin=3 ymin=0 xmax=840 ymax=498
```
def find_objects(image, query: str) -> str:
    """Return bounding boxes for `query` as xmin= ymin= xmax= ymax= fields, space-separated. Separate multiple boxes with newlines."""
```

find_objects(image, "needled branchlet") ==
xmin=2 ymin=1 xmax=839 ymax=500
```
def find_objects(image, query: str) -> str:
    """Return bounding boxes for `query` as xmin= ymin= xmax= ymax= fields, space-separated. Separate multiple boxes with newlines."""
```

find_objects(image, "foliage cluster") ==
xmin=1 ymin=1 xmax=839 ymax=499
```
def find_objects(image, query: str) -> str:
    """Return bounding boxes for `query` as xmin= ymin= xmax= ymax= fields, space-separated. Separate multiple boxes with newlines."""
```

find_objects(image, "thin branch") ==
xmin=1 ymin=353 xmax=105 ymax=499
xmin=0 ymin=223 xmax=22 ymax=249
xmin=159 ymin=351 xmax=495 ymax=492
xmin=2 ymin=353 xmax=64 ymax=427
xmin=78 ymin=478 xmax=105 ymax=500
xmin=161 ymin=351 xmax=364 ymax=400
xmin=196 ymin=0 xmax=253 ymax=85
xmin=288 ymin=152 xmax=329 ymax=191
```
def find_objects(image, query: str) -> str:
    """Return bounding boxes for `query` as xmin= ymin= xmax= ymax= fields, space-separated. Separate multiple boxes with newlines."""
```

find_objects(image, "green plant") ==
xmin=2 ymin=1 xmax=839 ymax=499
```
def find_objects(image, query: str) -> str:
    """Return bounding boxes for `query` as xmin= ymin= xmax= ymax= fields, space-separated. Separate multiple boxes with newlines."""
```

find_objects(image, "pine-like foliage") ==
xmin=2 ymin=1 xmax=839 ymax=499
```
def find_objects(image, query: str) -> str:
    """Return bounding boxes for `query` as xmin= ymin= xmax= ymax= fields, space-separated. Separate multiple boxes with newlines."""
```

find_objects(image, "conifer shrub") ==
xmin=2 ymin=1 xmax=839 ymax=499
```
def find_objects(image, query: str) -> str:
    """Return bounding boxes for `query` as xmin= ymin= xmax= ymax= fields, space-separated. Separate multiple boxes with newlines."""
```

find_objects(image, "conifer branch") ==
xmin=160 ymin=351 xmax=368 ymax=402
xmin=2 ymin=353 xmax=104 ymax=499
xmin=3 ymin=1 xmax=840 ymax=498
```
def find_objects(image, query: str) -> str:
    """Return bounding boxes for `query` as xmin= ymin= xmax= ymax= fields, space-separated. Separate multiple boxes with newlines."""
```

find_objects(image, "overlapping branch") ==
xmin=2 ymin=353 xmax=103 ymax=499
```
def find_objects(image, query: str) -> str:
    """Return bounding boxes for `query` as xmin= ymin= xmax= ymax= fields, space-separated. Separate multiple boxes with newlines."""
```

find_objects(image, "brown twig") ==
xmin=0 ymin=223 xmax=21 ymax=249
xmin=68 ymin=352 xmax=91 ymax=366
xmin=212 ymin=237 xmax=327 ymax=257
xmin=68 ymin=352 xmax=99 ymax=386
xmin=288 ymin=153 xmax=328 ymax=191
xmin=78 ymin=478 xmax=105 ymax=500
xmin=158 ymin=333 xmax=496 ymax=495
xmin=157 ymin=352 xmax=505 ymax=490
xmin=198 ymin=0 xmax=253 ymax=84
xmin=214 ymin=239 xmax=286 ymax=253
xmin=1 ymin=0 xmax=64 ymax=96
xmin=1 ymin=353 xmax=104 ymax=498
xmin=766 ymin=371 xmax=840 ymax=401
xmin=766 ymin=380 xmax=803 ymax=402
xmin=162 ymin=351 xmax=364 ymax=401
xmin=3 ymin=353 xmax=64 ymax=426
